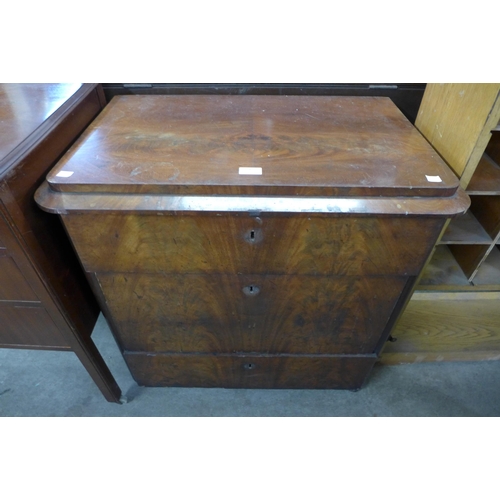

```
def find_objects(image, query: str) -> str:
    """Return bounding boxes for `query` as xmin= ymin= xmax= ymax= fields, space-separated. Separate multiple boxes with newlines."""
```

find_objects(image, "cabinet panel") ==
xmin=0 ymin=256 xmax=39 ymax=301
xmin=97 ymin=273 xmax=407 ymax=355
xmin=64 ymin=214 xmax=443 ymax=277
xmin=0 ymin=304 xmax=69 ymax=348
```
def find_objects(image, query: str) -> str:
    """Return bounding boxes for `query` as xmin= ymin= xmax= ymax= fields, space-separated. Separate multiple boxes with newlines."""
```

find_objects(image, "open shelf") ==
xmin=449 ymin=243 xmax=491 ymax=280
xmin=468 ymin=195 xmax=500 ymax=239
xmin=486 ymin=130 xmax=500 ymax=163
xmin=440 ymin=210 xmax=493 ymax=244
xmin=466 ymin=154 xmax=500 ymax=194
xmin=472 ymin=245 xmax=500 ymax=285
xmin=419 ymin=245 xmax=470 ymax=287
xmin=393 ymin=85 xmax=500 ymax=363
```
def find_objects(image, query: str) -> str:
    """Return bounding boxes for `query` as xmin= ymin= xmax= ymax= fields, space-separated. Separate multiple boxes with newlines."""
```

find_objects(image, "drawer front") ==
xmin=64 ymin=214 xmax=443 ymax=276
xmin=124 ymin=352 xmax=377 ymax=390
xmin=0 ymin=256 xmax=39 ymax=301
xmin=97 ymin=273 xmax=407 ymax=354
xmin=0 ymin=304 xmax=69 ymax=348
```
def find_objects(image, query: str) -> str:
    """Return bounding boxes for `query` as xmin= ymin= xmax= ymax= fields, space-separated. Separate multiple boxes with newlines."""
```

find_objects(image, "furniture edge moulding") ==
xmin=34 ymin=182 xmax=471 ymax=218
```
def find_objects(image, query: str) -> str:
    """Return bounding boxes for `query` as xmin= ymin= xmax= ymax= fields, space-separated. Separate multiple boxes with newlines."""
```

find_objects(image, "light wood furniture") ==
xmin=0 ymin=83 xmax=122 ymax=402
xmin=36 ymin=95 xmax=468 ymax=389
xmin=383 ymin=83 xmax=500 ymax=364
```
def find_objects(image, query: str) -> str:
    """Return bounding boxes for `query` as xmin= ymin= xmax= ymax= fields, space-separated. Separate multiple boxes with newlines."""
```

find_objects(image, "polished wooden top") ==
xmin=46 ymin=95 xmax=459 ymax=197
xmin=0 ymin=84 xmax=82 ymax=166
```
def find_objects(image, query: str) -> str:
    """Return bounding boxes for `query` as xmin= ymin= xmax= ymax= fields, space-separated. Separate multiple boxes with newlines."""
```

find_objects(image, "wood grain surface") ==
xmin=35 ymin=94 xmax=468 ymax=389
xmin=46 ymin=95 xmax=459 ymax=197
xmin=124 ymin=352 xmax=377 ymax=389
xmin=0 ymin=83 xmax=82 ymax=165
xmin=62 ymin=213 xmax=444 ymax=276
xmin=0 ymin=304 xmax=70 ymax=348
xmin=0 ymin=256 xmax=39 ymax=301
xmin=382 ymin=291 xmax=500 ymax=363
xmin=96 ymin=273 xmax=407 ymax=355
xmin=415 ymin=84 xmax=500 ymax=183
xmin=0 ymin=84 xmax=122 ymax=402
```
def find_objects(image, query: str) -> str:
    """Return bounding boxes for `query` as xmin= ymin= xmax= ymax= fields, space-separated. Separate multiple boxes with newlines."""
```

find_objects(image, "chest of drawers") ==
xmin=35 ymin=95 xmax=469 ymax=390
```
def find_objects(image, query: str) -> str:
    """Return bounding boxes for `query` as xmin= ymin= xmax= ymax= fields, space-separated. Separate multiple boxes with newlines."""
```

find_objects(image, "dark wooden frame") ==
xmin=0 ymin=83 xmax=122 ymax=403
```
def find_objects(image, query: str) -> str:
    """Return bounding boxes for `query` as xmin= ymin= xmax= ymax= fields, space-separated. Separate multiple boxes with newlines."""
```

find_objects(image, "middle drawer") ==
xmin=97 ymin=273 xmax=407 ymax=355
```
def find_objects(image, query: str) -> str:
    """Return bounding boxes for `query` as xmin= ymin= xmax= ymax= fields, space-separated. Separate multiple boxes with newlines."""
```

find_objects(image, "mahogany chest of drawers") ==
xmin=35 ymin=95 xmax=469 ymax=390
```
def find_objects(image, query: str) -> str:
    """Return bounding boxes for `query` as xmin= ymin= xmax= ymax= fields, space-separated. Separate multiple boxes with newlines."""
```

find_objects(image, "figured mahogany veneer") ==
xmin=46 ymin=95 xmax=459 ymax=197
xmin=36 ymin=95 xmax=469 ymax=390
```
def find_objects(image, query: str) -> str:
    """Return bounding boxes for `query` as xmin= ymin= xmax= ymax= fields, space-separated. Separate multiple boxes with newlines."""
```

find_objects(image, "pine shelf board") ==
xmin=381 ymin=290 xmax=500 ymax=364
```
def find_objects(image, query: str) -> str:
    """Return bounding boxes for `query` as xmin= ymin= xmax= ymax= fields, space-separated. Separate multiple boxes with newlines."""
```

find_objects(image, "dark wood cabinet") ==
xmin=36 ymin=94 xmax=469 ymax=390
xmin=0 ymin=84 xmax=122 ymax=402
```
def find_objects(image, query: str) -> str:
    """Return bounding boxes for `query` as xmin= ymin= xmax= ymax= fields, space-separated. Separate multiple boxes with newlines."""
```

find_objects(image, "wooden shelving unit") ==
xmin=419 ymin=131 xmax=500 ymax=288
xmin=382 ymin=84 xmax=500 ymax=364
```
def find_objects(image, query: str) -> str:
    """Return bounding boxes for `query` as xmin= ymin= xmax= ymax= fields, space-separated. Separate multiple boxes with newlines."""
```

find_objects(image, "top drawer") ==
xmin=63 ymin=213 xmax=443 ymax=276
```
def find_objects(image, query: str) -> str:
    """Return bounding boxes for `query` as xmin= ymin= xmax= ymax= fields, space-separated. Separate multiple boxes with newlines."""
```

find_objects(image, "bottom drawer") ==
xmin=124 ymin=352 xmax=377 ymax=390
xmin=0 ymin=304 xmax=69 ymax=348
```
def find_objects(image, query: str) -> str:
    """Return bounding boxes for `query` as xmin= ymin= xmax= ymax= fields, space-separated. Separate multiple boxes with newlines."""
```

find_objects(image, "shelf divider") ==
xmin=449 ymin=244 xmax=491 ymax=281
xmin=466 ymin=154 xmax=500 ymax=194
xmin=472 ymin=245 xmax=500 ymax=285
xmin=440 ymin=210 xmax=493 ymax=244
xmin=418 ymin=245 xmax=471 ymax=287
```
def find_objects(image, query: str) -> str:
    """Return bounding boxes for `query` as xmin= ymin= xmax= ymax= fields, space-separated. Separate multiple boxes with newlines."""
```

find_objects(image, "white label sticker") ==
xmin=425 ymin=175 xmax=442 ymax=183
xmin=56 ymin=171 xmax=74 ymax=178
xmin=239 ymin=167 xmax=262 ymax=175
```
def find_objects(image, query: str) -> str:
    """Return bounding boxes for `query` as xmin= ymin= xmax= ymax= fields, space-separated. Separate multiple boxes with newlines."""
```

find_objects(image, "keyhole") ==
xmin=243 ymin=284 xmax=260 ymax=296
xmin=244 ymin=363 xmax=255 ymax=370
xmin=245 ymin=228 xmax=261 ymax=243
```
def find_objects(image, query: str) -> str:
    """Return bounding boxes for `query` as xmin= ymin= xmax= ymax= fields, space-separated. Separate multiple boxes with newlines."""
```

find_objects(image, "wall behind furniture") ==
xmin=101 ymin=84 xmax=425 ymax=124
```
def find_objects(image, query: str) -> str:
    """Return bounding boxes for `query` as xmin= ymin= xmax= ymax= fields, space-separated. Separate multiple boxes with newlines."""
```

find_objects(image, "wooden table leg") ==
xmin=70 ymin=336 xmax=123 ymax=403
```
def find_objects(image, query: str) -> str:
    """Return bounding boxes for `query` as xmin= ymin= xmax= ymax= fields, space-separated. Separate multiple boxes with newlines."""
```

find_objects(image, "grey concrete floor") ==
xmin=1 ymin=313 xmax=500 ymax=416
